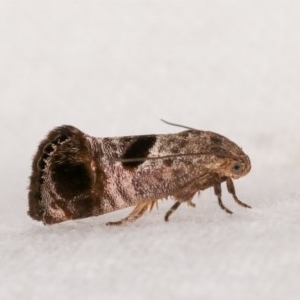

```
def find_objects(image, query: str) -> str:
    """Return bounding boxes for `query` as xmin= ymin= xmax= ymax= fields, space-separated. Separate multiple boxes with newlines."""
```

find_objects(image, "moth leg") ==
xmin=165 ymin=201 xmax=181 ymax=222
xmin=106 ymin=200 xmax=155 ymax=226
xmin=226 ymin=178 xmax=251 ymax=209
xmin=149 ymin=200 xmax=159 ymax=211
xmin=214 ymin=183 xmax=233 ymax=214
xmin=187 ymin=200 xmax=196 ymax=208
xmin=165 ymin=198 xmax=196 ymax=222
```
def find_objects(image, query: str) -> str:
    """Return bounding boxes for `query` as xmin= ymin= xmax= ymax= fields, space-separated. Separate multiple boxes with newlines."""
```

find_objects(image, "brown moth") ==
xmin=28 ymin=122 xmax=251 ymax=225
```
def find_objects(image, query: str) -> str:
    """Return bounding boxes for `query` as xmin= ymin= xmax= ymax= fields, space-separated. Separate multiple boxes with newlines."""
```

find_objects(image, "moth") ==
xmin=28 ymin=121 xmax=251 ymax=225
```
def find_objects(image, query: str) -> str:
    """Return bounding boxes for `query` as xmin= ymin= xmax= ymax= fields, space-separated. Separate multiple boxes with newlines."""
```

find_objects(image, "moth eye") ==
xmin=231 ymin=161 xmax=243 ymax=174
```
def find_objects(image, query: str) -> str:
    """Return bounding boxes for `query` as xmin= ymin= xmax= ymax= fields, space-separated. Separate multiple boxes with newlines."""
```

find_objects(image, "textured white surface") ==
xmin=1 ymin=1 xmax=300 ymax=300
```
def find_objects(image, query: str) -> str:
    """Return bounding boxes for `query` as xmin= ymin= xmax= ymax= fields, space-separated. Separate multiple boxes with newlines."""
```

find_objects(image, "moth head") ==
xmin=28 ymin=125 xmax=103 ymax=224
xmin=207 ymin=132 xmax=251 ymax=179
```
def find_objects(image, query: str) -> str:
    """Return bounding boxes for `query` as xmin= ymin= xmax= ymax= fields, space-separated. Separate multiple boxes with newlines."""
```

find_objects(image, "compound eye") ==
xmin=231 ymin=161 xmax=243 ymax=174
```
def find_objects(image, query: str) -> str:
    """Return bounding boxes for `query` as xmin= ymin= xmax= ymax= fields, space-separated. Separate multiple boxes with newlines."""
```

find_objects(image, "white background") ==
xmin=0 ymin=1 xmax=299 ymax=299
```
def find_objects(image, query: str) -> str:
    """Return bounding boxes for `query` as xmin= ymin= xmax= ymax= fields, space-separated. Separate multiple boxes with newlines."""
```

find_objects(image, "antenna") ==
xmin=160 ymin=119 xmax=197 ymax=131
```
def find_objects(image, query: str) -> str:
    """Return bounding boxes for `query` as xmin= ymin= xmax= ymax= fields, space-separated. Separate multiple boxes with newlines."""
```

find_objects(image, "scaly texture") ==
xmin=28 ymin=126 xmax=251 ymax=225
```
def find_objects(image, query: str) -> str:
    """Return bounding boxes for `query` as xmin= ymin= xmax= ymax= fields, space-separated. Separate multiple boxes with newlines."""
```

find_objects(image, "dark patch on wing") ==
xmin=122 ymin=135 xmax=157 ymax=168
xmin=51 ymin=162 xmax=92 ymax=199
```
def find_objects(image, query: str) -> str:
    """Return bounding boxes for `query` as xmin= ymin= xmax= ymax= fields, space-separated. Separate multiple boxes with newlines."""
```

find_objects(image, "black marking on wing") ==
xmin=51 ymin=162 xmax=92 ymax=199
xmin=122 ymin=135 xmax=157 ymax=168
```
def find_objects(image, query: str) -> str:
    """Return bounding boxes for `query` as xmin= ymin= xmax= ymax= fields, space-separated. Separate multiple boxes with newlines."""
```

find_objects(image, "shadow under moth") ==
xmin=28 ymin=121 xmax=251 ymax=225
